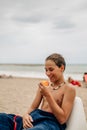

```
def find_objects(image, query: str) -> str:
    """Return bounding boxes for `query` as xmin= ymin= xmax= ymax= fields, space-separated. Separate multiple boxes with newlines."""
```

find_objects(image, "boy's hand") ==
xmin=39 ymin=81 xmax=51 ymax=97
xmin=23 ymin=113 xmax=33 ymax=128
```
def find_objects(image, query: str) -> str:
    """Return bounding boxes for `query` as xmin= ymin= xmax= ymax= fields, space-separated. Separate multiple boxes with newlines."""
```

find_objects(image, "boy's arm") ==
xmin=26 ymin=87 xmax=43 ymax=114
xmin=23 ymin=87 xmax=43 ymax=128
xmin=45 ymin=85 xmax=76 ymax=124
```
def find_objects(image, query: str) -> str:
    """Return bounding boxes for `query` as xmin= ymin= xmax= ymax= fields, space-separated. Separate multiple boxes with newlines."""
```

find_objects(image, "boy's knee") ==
xmin=0 ymin=113 xmax=9 ymax=124
xmin=0 ymin=113 xmax=8 ymax=118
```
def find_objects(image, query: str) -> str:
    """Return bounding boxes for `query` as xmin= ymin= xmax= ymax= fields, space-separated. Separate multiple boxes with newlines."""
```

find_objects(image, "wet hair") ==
xmin=45 ymin=53 xmax=66 ymax=71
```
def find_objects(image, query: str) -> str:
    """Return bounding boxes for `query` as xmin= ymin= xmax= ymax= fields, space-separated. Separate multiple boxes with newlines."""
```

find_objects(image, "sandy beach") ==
xmin=0 ymin=77 xmax=87 ymax=122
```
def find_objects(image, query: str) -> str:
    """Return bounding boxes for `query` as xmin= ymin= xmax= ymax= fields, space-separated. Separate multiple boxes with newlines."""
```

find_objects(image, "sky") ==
xmin=0 ymin=0 xmax=87 ymax=64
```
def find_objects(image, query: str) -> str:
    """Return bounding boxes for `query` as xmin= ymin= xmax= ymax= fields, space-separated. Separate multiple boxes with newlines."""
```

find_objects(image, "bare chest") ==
xmin=51 ymin=88 xmax=64 ymax=106
xmin=43 ymin=87 xmax=65 ymax=107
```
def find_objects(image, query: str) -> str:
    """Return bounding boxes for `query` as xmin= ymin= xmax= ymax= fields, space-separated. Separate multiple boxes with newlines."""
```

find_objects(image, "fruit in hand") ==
xmin=41 ymin=80 xmax=49 ymax=87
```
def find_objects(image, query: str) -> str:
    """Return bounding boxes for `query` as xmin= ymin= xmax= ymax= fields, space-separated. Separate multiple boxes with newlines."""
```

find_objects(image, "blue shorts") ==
xmin=0 ymin=109 xmax=66 ymax=130
xmin=23 ymin=109 xmax=66 ymax=130
xmin=0 ymin=113 xmax=22 ymax=130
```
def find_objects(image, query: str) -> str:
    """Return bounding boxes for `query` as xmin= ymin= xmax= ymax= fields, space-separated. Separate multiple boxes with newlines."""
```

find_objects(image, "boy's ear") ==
xmin=61 ymin=65 xmax=64 ymax=72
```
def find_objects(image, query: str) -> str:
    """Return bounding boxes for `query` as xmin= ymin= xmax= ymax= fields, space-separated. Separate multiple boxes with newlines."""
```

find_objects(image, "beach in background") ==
xmin=0 ymin=64 xmax=87 ymax=80
xmin=0 ymin=64 xmax=87 ymax=121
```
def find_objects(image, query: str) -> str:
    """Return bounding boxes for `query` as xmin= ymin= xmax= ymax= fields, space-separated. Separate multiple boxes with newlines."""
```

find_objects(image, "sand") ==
xmin=0 ymin=77 xmax=87 ymax=121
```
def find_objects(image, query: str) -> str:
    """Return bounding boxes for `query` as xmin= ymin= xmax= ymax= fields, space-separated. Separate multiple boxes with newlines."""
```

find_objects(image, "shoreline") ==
xmin=0 ymin=73 xmax=84 ymax=81
xmin=0 ymin=77 xmax=87 ymax=121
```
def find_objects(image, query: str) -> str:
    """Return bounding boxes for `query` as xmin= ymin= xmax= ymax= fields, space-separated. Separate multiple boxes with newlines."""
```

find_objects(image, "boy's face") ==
xmin=45 ymin=60 xmax=64 ymax=83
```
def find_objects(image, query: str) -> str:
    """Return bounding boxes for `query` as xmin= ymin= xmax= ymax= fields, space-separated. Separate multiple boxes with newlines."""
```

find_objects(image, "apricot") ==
xmin=41 ymin=80 xmax=49 ymax=87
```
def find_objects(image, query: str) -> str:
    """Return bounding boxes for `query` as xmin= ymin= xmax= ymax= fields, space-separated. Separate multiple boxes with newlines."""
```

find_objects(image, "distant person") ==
xmin=83 ymin=72 xmax=87 ymax=83
xmin=0 ymin=53 xmax=76 ymax=130
xmin=0 ymin=74 xmax=12 ymax=78
xmin=68 ymin=77 xmax=82 ymax=87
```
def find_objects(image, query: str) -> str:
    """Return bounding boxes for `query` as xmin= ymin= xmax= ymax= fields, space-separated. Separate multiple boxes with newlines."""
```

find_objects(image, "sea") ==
xmin=0 ymin=64 xmax=87 ymax=81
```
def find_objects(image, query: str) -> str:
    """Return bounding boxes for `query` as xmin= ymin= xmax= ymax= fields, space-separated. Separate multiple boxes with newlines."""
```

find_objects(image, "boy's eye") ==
xmin=45 ymin=68 xmax=54 ymax=72
xmin=49 ymin=68 xmax=54 ymax=71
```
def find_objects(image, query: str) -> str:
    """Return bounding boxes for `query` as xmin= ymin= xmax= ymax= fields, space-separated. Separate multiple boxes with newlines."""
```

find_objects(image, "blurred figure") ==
xmin=83 ymin=72 xmax=87 ymax=83
xmin=68 ymin=77 xmax=82 ymax=87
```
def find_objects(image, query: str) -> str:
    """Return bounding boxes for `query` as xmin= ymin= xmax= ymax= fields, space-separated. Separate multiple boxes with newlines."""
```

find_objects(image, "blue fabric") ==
xmin=23 ymin=109 xmax=66 ymax=130
xmin=0 ymin=113 xmax=23 ymax=130
xmin=0 ymin=109 xmax=66 ymax=130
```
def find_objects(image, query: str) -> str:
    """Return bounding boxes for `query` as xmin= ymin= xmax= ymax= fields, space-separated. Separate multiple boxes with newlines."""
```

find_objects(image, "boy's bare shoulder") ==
xmin=65 ymin=82 xmax=76 ymax=95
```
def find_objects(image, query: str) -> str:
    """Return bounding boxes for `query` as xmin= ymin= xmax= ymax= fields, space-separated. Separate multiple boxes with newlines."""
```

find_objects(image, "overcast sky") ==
xmin=0 ymin=0 xmax=87 ymax=64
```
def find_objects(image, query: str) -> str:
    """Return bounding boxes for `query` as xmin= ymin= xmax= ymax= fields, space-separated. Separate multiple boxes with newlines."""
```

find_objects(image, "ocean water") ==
xmin=0 ymin=64 xmax=87 ymax=80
